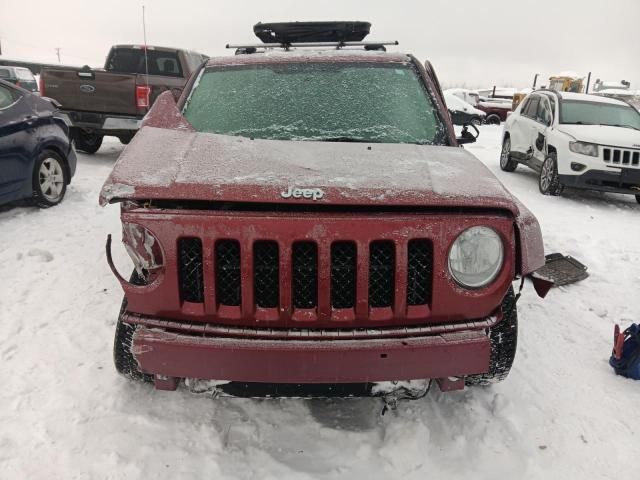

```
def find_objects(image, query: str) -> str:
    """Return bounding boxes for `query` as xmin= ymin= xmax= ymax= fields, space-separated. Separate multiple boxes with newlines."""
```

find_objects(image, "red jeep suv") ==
xmin=100 ymin=22 xmax=547 ymax=396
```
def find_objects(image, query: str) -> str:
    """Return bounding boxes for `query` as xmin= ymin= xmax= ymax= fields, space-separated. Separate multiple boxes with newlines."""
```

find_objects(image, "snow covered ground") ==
xmin=1 ymin=127 xmax=639 ymax=479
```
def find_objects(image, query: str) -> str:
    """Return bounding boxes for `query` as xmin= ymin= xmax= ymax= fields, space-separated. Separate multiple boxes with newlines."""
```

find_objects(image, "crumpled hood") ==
xmin=557 ymin=124 xmax=640 ymax=147
xmin=100 ymin=126 xmax=519 ymax=213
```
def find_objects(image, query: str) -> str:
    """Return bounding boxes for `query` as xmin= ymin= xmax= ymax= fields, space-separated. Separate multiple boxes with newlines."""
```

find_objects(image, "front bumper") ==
xmin=126 ymin=312 xmax=491 ymax=388
xmin=559 ymin=168 xmax=640 ymax=195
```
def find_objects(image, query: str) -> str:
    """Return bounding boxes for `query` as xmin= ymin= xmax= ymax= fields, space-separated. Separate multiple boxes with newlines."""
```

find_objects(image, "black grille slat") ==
xmin=216 ymin=240 xmax=241 ymax=306
xmin=254 ymin=241 xmax=279 ymax=308
xmin=407 ymin=240 xmax=433 ymax=306
xmin=178 ymin=238 xmax=204 ymax=303
xmin=368 ymin=241 xmax=395 ymax=308
xmin=292 ymin=242 xmax=318 ymax=309
xmin=331 ymin=242 xmax=357 ymax=309
xmin=613 ymin=150 xmax=621 ymax=163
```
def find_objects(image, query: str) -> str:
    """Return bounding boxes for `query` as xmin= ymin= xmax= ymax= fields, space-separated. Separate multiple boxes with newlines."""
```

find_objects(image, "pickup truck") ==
xmin=40 ymin=45 xmax=208 ymax=153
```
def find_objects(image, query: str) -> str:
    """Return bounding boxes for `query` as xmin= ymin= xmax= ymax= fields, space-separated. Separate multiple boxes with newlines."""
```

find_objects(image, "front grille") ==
xmin=368 ymin=241 xmax=395 ymax=308
xmin=331 ymin=242 xmax=357 ymax=309
xmin=603 ymin=147 xmax=640 ymax=167
xmin=176 ymin=237 xmax=433 ymax=317
xmin=178 ymin=238 xmax=204 ymax=303
xmin=215 ymin=240 xmax=241 ymax=306
xmin=292 ymin=242 xmax=318 ymax=308
xmin=254 ymin=241 xmax=279 ymax=308
xmin=407 ymin=240 xmax=433 ymax=306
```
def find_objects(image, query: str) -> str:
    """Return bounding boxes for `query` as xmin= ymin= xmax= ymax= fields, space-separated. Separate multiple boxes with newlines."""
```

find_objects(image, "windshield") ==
xmin=560 ymin=100 xmax=640 ymax=129
xmin=182 ymin=62 xmax=446 ymax=144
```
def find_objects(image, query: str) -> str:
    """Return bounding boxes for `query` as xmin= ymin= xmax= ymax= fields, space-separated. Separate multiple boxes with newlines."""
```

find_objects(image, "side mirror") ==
xmin=457 ymin=122 xmax=479 ymax=145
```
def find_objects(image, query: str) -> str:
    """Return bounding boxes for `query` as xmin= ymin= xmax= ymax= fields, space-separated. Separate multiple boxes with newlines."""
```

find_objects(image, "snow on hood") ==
xmin=100 ymin=126 xmax=519 ymax=213
xmin=556 ymin=124 xmax=640 ymax=147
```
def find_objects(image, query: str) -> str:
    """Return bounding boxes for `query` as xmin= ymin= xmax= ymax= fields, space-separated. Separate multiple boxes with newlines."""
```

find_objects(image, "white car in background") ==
xmin=501 ymin=90 xmax=640 ymax=203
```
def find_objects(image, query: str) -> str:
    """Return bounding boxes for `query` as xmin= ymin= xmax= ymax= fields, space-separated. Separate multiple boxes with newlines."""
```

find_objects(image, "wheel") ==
xmin=32 ymin=149 xmax=69 ymax=208
xmin=499 ymin=136 xmax=518 ymax=172
xmin=486 ymin=114 xmax=501 ymax=125
xmin=73 ymin=131 xmax=103 ymax=154
xmin=466 ymin=286 xmax=518 ymax=386
xmin=113 ymin=271 xmax=153 ymax=383
xmin=470 ymin=116 xmax=482 ymax=126
xmin=119 ymin=134 xmax=134 ymax=145
xmin=539 ymin=152 xmax=564 ymax=196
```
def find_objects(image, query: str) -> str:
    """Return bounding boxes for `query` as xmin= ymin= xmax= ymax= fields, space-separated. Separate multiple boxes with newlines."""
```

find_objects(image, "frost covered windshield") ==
xmin=182 ymin=62 xmax=446 ymax=144
xmin=560 ymin=100 xmax=640 ymax=129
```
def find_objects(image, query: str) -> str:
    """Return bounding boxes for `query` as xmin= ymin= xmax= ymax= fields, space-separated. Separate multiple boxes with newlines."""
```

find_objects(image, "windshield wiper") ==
xmin=600 ymin=123 xmax=640 ymax=131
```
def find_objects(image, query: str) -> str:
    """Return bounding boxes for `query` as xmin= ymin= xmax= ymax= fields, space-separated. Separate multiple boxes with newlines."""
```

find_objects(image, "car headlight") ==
xmin=569 ymin=141 xmax=598 ymax=157
xmin=448 ymin=226 xmax=504 ymax=288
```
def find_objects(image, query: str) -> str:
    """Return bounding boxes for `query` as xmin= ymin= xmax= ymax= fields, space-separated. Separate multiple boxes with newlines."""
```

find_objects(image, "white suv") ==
xmin=501 ymin=90 xmax=640 ymax=203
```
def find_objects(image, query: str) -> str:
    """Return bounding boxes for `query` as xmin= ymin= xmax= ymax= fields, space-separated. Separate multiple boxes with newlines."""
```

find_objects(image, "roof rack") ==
xmin=226 ymin=40 xmax=399 ymax=53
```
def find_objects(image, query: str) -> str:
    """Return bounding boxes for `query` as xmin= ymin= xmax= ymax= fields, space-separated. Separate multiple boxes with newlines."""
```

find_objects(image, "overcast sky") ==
xmin=1 ymin=0 xmax=639 ymax=90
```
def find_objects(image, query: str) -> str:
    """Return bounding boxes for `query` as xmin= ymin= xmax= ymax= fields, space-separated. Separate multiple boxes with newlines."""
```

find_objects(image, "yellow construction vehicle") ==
xmin=548 ymin=75 xmax=584 ymax=93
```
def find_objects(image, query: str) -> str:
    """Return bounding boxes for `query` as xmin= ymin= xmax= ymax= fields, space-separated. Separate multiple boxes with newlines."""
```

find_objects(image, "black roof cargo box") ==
xmin=253 ymin=21 xmax=372 ymax=44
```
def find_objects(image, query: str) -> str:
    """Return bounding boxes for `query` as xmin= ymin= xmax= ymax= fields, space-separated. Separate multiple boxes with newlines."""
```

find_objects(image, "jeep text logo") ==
xmin=280 ymin=187 xmax=324 ymax=200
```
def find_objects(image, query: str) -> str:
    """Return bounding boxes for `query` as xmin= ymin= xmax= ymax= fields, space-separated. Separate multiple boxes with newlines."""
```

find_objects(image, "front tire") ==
xmin=113 ymin=272 xmax=153 ymax=383
xmin=471 ymin=116 xmax=482 ymax=126
xmin=466 ymin=286 xmax=518 ymax=386
xmin=539 ymin=152 xmax=564 ymax=196
xmin=499 ymin=136 xmax=518 ymax=172
xmin=32 ymin=149 xmax=69 ymax=208
xmin=73 ymin=131 xmax=103 ymax=154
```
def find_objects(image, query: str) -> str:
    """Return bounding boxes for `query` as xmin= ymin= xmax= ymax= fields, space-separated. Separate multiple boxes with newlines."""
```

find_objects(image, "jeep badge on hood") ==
xmin=281 ymin=187 xmax=325 ymax=200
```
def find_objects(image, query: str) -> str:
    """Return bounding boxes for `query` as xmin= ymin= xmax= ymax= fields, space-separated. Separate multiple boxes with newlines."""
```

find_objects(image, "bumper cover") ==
xmin=559 ymin=168 xmax=640 ymax=195
xmin=58 ymin=110 xmax=142 ymax=133
xmin=131 ymin=322 xmax=490 ymax=385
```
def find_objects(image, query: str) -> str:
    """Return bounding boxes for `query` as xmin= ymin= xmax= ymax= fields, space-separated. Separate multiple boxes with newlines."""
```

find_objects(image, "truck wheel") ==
xmin=74 ymin=131 xmax=103 ymax=154
xmin=119 ymin=134 xmax=134 ymax=145
xmin=32 ymin=149 xmax=69 ymax=208
xmin=486 ymin=114 xmax=501 ymax=125
xmin=466 ymin=286 xmax=518 ymax=386
xmin=113 ymin=272 xmax=153 ymax=383
xmin=539 ymin=152 xmax=564 ymax=196
xmin=499 ymin=136 xmax=518 ymax=172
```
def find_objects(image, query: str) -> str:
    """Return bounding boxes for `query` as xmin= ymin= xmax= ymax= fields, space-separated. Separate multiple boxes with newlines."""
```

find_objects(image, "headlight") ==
xmin=569 ymin=141 xmax=598 ymax=157
xmin=448 ymin=226 xmax=504 ymax=288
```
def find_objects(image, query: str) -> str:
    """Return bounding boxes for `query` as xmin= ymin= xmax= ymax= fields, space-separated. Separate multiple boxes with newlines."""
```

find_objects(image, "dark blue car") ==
xmin=0 ymin=79 xmax=77 ymax=207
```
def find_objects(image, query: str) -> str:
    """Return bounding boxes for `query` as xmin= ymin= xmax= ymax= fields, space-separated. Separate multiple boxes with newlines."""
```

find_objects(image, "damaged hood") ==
xmin=100 ymin=126 xmax=519 ymax=212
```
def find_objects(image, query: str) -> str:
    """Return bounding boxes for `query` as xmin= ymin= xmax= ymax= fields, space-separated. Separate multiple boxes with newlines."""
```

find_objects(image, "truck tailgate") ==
xmin=41 ymin=69 xmax=138 ymax=115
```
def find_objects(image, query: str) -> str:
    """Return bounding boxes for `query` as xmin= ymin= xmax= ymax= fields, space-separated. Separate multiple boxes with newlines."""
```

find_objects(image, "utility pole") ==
xmin=55 ymin=47 xmax=61 ymax=63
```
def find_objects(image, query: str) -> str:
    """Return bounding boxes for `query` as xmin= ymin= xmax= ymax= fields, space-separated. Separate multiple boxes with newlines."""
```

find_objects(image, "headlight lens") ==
xmin=569 ymin=141 xmax=598 ymax=157
xmin=448 ymin=226 xmax=504 ymax=288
